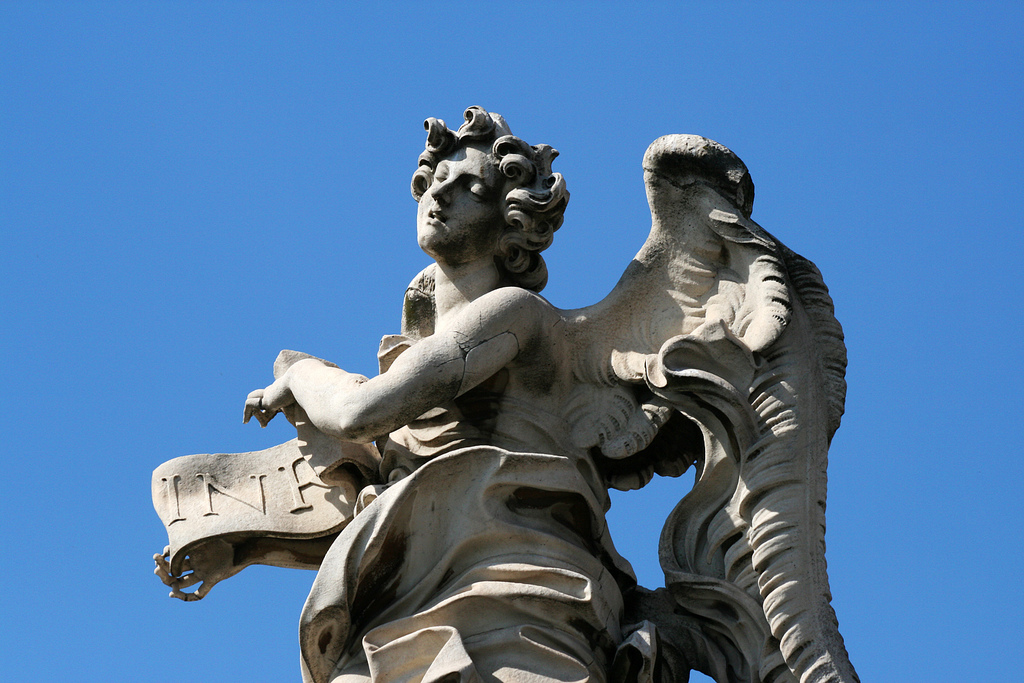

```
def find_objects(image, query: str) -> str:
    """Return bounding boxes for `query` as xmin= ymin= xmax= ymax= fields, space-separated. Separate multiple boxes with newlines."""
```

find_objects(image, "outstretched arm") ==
xmin=244 ymin=288 xmax=547 ymax=442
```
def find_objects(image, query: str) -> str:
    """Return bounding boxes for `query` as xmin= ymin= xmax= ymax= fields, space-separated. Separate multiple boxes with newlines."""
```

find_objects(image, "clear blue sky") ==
xmin=2 ymin=3 xmax=1021 ymax=681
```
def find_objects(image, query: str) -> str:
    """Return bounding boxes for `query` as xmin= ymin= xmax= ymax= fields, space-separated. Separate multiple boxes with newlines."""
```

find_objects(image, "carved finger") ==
xmin=173 ymin=573 xmax=202 ymax=590
xmin=243 ymin=390 xmax=264 ymax=424
xmin=169 ymin=576 xmax=214 ymax=602
xmin=154 ymin=558 xmax=174 ymax=586
xmin=244 ymin=390 xmax=281 ymax=428
xmin=256 ymin=407 xmax=278 ymax=428
xmin=166 ymin=572 xmax=207 ymax=601
xmin=193 ymin=581 xmax=213 ymax=600
xmin=169 ymin=585 xmax=201 ymax=602
xmin=154 ymin=546 xmax=177 ymax=581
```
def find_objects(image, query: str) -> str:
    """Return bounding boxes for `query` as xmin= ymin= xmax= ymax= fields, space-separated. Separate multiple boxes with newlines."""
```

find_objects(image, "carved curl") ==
xmin=411 ymin=106 xmax=569 ymax=292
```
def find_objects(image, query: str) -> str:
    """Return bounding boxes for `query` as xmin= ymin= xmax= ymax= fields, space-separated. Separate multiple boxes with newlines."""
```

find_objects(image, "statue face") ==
xmin=417 ymin=145 xmax=506 ymax=266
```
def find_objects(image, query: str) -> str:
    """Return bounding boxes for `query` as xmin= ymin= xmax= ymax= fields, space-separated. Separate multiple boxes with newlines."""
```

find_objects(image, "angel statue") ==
xmin=153 ymin=106 xmax=859 ymax=683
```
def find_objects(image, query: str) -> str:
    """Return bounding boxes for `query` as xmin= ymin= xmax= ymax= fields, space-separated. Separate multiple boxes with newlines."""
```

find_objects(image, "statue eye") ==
xmin=434 ymin=165 xmax=449 ymax=183
xmin=469 ymin=181 xmax=489 ymax=200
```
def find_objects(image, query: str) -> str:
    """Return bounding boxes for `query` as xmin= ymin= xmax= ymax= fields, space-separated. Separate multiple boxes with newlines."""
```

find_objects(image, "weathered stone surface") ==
xmin=153 ymin=440 xmax=353 ymax=565
xmin=153 ymin=107 xmax=858 ymax=683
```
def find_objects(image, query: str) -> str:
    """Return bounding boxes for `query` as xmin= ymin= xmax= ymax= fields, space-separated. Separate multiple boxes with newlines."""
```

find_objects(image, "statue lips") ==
xmin=426 ymin=206 xmax=446 ymax=229
xmin=417 ymin=209 xmax=448 ymax=255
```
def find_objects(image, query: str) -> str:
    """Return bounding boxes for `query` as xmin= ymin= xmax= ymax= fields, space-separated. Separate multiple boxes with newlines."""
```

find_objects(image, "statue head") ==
xmin=411 ymin=106 xmax=569 ymax=292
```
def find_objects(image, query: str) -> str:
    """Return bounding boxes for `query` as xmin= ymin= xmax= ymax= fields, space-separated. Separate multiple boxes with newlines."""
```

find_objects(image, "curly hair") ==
xmin=411 ymin=106 xmax=569 ymax=292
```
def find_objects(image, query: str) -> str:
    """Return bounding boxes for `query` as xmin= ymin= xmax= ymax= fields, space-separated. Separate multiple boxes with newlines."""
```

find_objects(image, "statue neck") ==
xmin=434 ymin=258 xmax=501 ymax=324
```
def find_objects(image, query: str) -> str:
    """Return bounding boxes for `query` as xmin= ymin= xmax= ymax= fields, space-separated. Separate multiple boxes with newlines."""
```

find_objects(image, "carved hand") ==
xmin=243 ymin=372 xmax=298 ymax=427
xmin=153 ymin=541 xmax=238 ymax=601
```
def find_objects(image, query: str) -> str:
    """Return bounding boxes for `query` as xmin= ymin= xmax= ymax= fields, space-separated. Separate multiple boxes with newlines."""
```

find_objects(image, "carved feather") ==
xmin=565 ymin=135 xmax=856 ymax=683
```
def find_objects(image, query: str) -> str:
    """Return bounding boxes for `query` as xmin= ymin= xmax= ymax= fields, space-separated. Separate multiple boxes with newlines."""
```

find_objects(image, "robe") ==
xmin=298 ymin=443 xmax=636 ymax=683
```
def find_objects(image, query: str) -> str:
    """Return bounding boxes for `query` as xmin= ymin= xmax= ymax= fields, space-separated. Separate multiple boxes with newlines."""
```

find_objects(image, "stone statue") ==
xmin=153 ymin=107 xmax=859 ymax=683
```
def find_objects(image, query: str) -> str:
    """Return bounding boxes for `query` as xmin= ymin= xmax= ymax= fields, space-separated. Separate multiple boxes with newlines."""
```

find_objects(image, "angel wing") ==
xmin=562 ymin=135 xmax=857 ymax=683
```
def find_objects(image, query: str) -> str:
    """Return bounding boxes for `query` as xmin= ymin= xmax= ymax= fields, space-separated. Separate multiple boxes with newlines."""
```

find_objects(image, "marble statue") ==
xmin=153 ymin=107 xmax=859 ymax=683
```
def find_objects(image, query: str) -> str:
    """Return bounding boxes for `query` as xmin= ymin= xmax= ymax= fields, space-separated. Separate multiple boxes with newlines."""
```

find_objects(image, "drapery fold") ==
xmin=299 ymin=446 xmax=636 ymax=683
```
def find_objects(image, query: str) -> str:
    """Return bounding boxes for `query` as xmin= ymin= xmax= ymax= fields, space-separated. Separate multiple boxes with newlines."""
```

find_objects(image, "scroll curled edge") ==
xmin=152 ymin=421 xmax=380 ymax=576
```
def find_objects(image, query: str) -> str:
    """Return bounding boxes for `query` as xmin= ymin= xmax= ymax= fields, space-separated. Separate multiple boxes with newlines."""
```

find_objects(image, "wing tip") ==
xmin=643 ymin=134 xmax=755 ymax=219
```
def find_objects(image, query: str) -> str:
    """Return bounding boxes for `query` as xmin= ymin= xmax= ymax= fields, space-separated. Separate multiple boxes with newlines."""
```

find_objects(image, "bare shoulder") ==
xmin=440 ymin=287 xmax=562 ymax=351
xmin=475 ymin=286 xmax=560 ymax=327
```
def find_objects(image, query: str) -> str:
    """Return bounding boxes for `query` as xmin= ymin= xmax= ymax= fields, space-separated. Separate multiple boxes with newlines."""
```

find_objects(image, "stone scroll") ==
xmin=153 ymin=417 xmax=380 ymax=576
